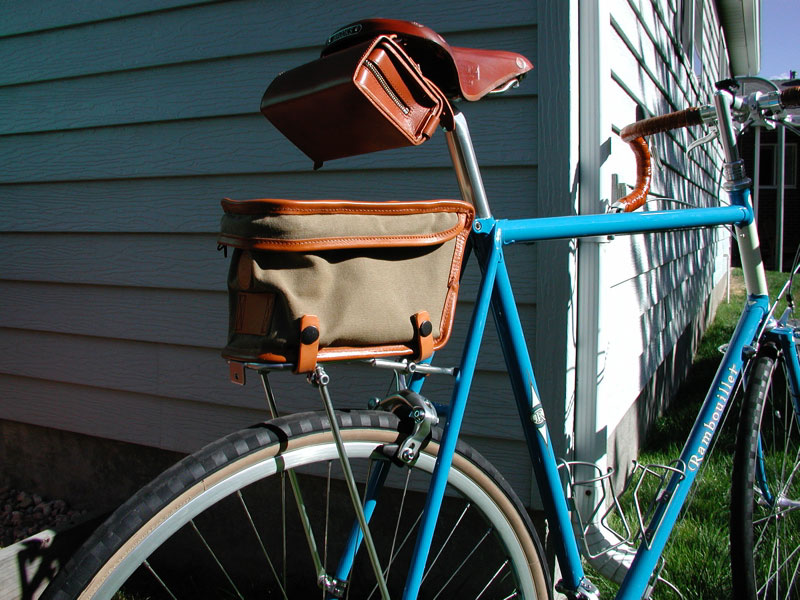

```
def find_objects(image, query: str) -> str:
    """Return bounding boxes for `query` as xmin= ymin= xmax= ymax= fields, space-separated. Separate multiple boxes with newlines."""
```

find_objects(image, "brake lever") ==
xmin=687 ymin=126 xmax=718 ymax=154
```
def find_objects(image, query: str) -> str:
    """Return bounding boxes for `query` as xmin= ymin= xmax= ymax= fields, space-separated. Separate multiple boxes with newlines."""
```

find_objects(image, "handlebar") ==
xmin=614 ymin=85 xmax=800 ymax=213
xmin=619 ymin=107 xmax=706 ymax=142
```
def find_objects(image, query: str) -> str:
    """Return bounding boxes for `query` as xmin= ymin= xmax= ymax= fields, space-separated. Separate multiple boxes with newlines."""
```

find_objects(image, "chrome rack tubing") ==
xmin=259 ymin=371 xmax=332 ymax=594
xmin=312 ymin=365 xmax=391 ymax=600
xmin=446 ymin=112 xmax=492 ymax=218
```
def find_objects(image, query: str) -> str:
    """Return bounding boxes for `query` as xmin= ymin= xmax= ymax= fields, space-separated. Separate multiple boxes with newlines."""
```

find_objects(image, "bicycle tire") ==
xmin=44 ymin=409 xmax=551 ymax=599
xmin=731 ymin=354 xmax=800 ymax=599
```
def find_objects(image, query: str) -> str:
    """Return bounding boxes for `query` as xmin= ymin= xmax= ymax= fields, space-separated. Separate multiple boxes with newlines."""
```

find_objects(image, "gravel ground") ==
xmin=0 ymin=485 xmax=87 ymax=547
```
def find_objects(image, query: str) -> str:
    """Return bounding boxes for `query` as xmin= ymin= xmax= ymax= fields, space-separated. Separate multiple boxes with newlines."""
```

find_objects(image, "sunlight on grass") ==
xmin=585 ymin=268 xmax=792 ymax=599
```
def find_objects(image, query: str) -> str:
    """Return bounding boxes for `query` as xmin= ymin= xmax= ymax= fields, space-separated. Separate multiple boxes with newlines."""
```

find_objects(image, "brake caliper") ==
xmin=374 ymin=389 xmax=439 ymax=465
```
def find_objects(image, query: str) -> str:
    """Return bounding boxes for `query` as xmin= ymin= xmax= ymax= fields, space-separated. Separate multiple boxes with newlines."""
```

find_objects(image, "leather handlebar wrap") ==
xmin=616 ymin=107 xmax=704 ymax=212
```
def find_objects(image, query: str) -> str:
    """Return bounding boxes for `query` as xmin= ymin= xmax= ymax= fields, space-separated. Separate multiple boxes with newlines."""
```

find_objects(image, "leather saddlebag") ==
xmin=261 ymin=35 xmax=452 ymax=168
xmin=218 ymin=198 xmax=473 ymax=372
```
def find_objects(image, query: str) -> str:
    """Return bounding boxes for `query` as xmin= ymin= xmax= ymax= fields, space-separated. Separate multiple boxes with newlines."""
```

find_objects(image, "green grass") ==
xmin=586 ymin=268 xmax=792 ymax=599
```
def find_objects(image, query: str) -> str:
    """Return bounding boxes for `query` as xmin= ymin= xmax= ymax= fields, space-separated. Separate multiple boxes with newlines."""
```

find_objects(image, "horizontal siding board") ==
xmin=0 ymin=233 xmax=227 ymax=290
xmin=1 ymin=28 xmax=536 ymax=136
xmin=0 ymin=168 xmax=538 ymax=233
xmin=608 ymin=245 xmax=718 ymax=320
xmin=0 ymin=336 xmax=528 ymax=442
xmin=0 ymin=282 xmax=227 ymax=347
xmin=0 ymin=102 xmax=536 ymax=183
xmin=0 ymin=373 xmax=533 ymax=501
xmin=619 ymin=0 xmax=698 ymax=104
xmin=0 ymin=0 xmax=215 ymax=37
xmin=0 ymin=233 xmax=537 ymax=301
xmin=606 ymin=227 xmax=717 ymax=289
xmin=0 ymin=374 xmax=270 ymax=452
xmin=610 ymin=11 xmax=687 ymax=112
xmin=0 ymin=0 xmax=536 ymax=86
xmin=0 ymin=281 xmax=535 ymax=373
xmin=607 ymin=258 xmax=713 ymax=363
xmin=604 ymin=272 xmax=715 ymax=415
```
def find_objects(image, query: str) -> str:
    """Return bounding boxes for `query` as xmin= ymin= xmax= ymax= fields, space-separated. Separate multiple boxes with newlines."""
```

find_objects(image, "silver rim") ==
xmin=85 ymin=437 xmax=539 ymax=599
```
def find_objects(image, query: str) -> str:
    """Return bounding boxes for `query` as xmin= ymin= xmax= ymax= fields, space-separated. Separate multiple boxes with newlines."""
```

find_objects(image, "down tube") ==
xmin=615 ymin=295 xmax=769 ymax=599
xmin=487 ymin=245 xmax=587 ymax=592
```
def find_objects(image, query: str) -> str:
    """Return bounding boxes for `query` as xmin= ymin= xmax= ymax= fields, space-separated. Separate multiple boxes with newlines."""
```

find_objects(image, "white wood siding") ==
xmin=0 ymin=1 xmax=553 ymax=505
xmin=599 ymin=0 xmax=731 ymax=436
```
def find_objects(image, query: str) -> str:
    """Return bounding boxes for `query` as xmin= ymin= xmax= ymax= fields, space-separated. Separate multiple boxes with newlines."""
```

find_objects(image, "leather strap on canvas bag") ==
xmin=413 ymin=311 xmax=434 ymax=361
xmin=295 ymin=315 xmax=321 ymax=373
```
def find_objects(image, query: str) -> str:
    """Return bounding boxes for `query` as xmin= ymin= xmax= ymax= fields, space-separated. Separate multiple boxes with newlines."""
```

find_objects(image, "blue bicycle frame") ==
xmin=396 ymin=188 xmax=765 ymax=600
xmin=333 ymin=95 xmax=787 ymax=599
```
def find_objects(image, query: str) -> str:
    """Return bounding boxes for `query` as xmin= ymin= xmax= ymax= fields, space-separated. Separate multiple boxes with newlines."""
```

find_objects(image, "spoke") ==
xmin=366 ymin=509 xmax=424 ymax=600
xmin=282 ymin=473 xmax=288 ymax=590
xmin=422 ymin=503 xmax=472 ymax=585
xmin=142 ymin=559 xmax=179 ymax=600
xmin=475 ymin=559 xmax=517 ymax=600
xmin=757 ymin=536 xmax=800 ymax=596
xmin=431 ymin=526 xmax=493 ymax=600
xmin=190 ymin=520 xmax=244 ymax=600
xmin=236 ymin=490 xmax=288 ymax=600
xmin=386 ymin=467 xmax=413 ymax=583
xmin=323 ymin=460 xmax=332 ymax=600
xmin=754 ymin=504 xmax=800 ymax=527
xmin=474 ymin=560 xmax=512 ymax=600
xmin=784 ymin=552 xmax=800 ymax=600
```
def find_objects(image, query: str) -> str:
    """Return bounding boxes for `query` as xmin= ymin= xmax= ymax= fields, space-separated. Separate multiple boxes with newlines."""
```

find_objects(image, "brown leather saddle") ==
xmin=323 ymin=18 xmax=533 ymax=101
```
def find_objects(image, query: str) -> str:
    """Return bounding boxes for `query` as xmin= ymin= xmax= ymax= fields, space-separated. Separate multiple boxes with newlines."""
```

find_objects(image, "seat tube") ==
xmin=401 ymin=226 xmax=501 ymax=600
xmin=446 ymin=112 xmax=492 ymax=218
xmin=487 ymin=230 xmax=586 ymax=592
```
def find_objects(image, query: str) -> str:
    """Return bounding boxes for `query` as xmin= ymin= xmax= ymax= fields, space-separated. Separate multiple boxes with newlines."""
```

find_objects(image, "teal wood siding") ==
xmin=0 ymin=2 xmax=549 ymax=504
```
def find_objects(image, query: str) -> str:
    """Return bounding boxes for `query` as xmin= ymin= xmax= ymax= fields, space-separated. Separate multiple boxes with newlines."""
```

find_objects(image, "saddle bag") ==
xmin=261 ymin=35 xmax=453 ymax=168
xmin=218 ymin=198 xmax=473 ymax=372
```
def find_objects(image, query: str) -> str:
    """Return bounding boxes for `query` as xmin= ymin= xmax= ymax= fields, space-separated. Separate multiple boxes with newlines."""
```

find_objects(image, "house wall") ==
xmin=594 ymin=0 xmax=733 ymax=479
xmin=0 ymin=1 xmax=566 ymax=508
xmin=0 ymin=0 xmax=737 ymax=513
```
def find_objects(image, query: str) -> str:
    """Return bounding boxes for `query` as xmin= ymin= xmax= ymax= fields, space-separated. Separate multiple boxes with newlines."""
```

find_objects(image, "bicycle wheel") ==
xmin=731 ymin=354 xmax=800 ymax=599
xmin=44 ymin=409 xmax=551 ymax=599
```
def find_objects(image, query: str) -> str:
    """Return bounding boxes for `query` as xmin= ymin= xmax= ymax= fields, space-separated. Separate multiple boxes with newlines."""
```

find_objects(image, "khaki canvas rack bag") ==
xmin=218 ymin=198 xmax=474 ymax=373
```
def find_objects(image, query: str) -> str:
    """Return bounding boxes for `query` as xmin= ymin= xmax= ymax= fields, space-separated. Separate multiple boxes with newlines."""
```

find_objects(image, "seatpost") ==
xmin=446 ymin=112 xmax=492 ymax=218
